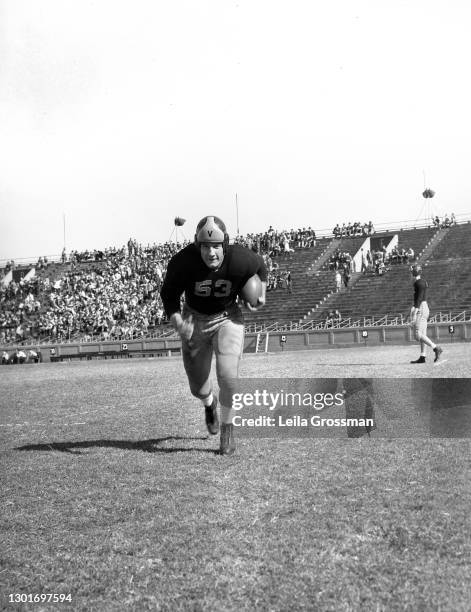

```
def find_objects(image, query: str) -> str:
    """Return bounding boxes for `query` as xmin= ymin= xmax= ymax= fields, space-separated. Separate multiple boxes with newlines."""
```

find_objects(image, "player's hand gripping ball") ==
xmin=240 ymin=274 xmax=263 ymax=310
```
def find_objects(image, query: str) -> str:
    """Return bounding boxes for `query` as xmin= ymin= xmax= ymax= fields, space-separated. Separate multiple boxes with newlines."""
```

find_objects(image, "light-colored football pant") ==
xmin=413 ymin=301 xmax=435 ymax=352
xmin=181 ymin=304 xmax=244 ymax=408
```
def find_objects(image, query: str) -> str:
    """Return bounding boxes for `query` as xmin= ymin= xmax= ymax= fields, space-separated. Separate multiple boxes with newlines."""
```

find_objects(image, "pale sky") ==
xmin=1 ymin=0 xmax=470 ymax=261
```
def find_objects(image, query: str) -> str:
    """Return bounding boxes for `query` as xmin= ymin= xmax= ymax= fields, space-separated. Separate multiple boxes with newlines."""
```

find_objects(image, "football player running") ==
xmin=409 ymin=264 xmax=443 ymax=364
xmin=160 ymin=216 xmax=267 ymax=455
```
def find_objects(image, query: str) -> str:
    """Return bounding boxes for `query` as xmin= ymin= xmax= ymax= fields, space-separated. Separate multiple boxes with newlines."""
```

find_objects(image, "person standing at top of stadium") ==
xmin=285 ymin=270 xmax=292 ymax=293
xmin=160 ymin=215 xmax=267 ymax=455
xmin=409 ymin=264 xmax=442 ymax=364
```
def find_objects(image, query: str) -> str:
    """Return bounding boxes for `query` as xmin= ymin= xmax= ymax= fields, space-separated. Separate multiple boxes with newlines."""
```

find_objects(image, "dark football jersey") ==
xmin=160 ymin=243 xmax=268 ymax=316
xmin=413 ymin=278 xmax=428 ymax=307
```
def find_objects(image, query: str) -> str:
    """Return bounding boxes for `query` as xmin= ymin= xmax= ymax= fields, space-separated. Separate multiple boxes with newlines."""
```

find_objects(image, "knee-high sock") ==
xmin=220 ymin=404 xmax=235 ymax=425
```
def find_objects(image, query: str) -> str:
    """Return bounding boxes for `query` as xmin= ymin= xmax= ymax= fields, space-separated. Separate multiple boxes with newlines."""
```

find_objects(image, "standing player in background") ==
xmin=160 ymin=216 xmax=267 ymax=455
xmin=409 ymin=264 xmax=443 ymax=364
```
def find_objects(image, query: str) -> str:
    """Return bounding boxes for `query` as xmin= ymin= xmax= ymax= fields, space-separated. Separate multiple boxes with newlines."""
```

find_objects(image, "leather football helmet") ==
xmin=194 ymin=216 xmax=229 ymax=251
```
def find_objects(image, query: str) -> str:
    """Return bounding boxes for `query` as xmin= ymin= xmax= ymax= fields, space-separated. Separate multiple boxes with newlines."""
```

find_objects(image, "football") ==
xmin=239 ymin=274 xmax=262 ymax=307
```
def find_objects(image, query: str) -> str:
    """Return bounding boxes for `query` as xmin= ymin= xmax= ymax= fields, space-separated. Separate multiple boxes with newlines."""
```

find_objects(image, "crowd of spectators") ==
xmin=3 ymin=260 xmax=16 ymax=273
xmin=359 ymin=247 xmax=389 ymax=276
xmin=35 ymin=256 xmax=49 ymax=270
xmin=328 ymin=241 xmax=415 ymax=291
xmin=329 ymin=250 xmax=353 ymax=272
xmin=1 ymin=224 xmax=315 ymax=344
xmin=432 ymin=213 xmax=456 ymax=229
xmin=264 ymin=261 xmax=293 ymax=293
xmin=234 ymin=226 xmax=316 ymax=256
xmin=332 ymin=221 xmax=374 ymax=238
xmin=388 ymin=246 xmax=415 ymax=265
xmin=0 ymin=219 xmax=388 ymax=345
xmin=358 ymin=243 xmax=416 ymax=277
xmin=4 ymin=214 xmax=464 ymax=347
xmin=35 ymin=240 xmax=187 ymax=342
xmin=1 ymin=239 xmax=192 ymax=344
xmin=0 ymin=214 xmax=423 ymax=346
xmin=0 ymin=276 xmax=43 ymax=344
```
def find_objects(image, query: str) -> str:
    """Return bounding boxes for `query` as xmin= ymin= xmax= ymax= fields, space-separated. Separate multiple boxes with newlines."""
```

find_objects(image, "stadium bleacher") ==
xmin=1 ymin=220 xmax=471 ymax=345
xmin=425 ymin=222 xmax=471 ymax=260
xmin=310 ymin=225 xmax=441 ymax=325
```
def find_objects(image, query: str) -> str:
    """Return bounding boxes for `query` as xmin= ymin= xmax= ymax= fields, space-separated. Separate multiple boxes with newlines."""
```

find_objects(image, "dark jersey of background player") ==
xmin=161 ymin=243 xmax=268 ymax=316
xmin=413 ymin=278 xmax=428 ymax=308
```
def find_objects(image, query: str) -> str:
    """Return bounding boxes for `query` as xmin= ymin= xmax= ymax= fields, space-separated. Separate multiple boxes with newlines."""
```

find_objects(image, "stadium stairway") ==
xmin=370 ymin=226 xmax=437 ymax=262
xmin=5 ymin=223 xmax=471 ymax=344
xmin=309 ymin=223 xmax=471 ymax=324
xmin=416 ymin=226 xmax=450 ymax=262
xmin=302 ymin=271 xmax=363 ymax=323
xmin=243 ymin=238 xmax=337 ymax=326
xmin=300 ymin=236 xmax=373 ymax=323
xmin=305 ymin=238 xmax=341 ymax=275
xmin=333 ymin=236 xmax=369 ymax=262
xmin=395 ymin=226 xmax=437 ymax=259
xmin=424 ymin=222 xmax=471 ymax=261
xmin=314 ymin=265 xmax=413 ymax=324
xmin=245 ymin=227 xmax=444 ymax=328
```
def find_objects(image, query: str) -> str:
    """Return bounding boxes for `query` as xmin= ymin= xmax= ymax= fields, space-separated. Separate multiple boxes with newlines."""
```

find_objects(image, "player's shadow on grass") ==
xmin=15 ymin=436 xmax=219 ymax=455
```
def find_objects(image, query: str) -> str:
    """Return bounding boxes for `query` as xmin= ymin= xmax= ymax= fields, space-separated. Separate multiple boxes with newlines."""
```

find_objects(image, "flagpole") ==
xmin=236 ymin=193 xmax=239 ymax=235
xmin=63 ymin=214 xmax=66 ymax=250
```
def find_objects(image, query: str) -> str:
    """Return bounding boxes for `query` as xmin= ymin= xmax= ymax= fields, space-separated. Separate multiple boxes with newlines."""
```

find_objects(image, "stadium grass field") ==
xmin=1 ymin=343 xmax=470 ymax=611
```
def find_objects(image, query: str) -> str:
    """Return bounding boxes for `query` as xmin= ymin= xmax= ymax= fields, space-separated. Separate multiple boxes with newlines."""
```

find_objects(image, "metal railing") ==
xmin=244 ymin=310 xmax=470 ymax=334
xmin=2 ymin=309 xmax=470 ymax=348
xmin=428 ymin=311 xmax=468 ymax=324
xmin=2 ymin=215 xmax=470 ymax=269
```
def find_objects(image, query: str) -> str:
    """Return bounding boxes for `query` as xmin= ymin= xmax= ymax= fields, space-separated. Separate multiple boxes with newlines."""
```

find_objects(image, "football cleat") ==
xmin=205 ymin=398 xmax=219 ymax=435
xmin=410 ymin=356 xmax=426 ymax=364
xmin=433 ymin=346 xmax=443 ymax=362
xmin=219 ymin=423 xmax=236 ymax=456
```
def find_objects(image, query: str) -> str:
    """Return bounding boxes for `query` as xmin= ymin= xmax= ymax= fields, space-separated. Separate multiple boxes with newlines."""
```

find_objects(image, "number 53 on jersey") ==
xmin=194 ymin=279 xmax=232 ymax=297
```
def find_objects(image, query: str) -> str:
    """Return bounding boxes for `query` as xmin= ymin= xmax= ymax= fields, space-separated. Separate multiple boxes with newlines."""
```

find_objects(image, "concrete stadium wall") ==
xmin=2 ymin=321 xmax=469 ymax=363
xmin=245 ymin=321 xmax=468 ymax=353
